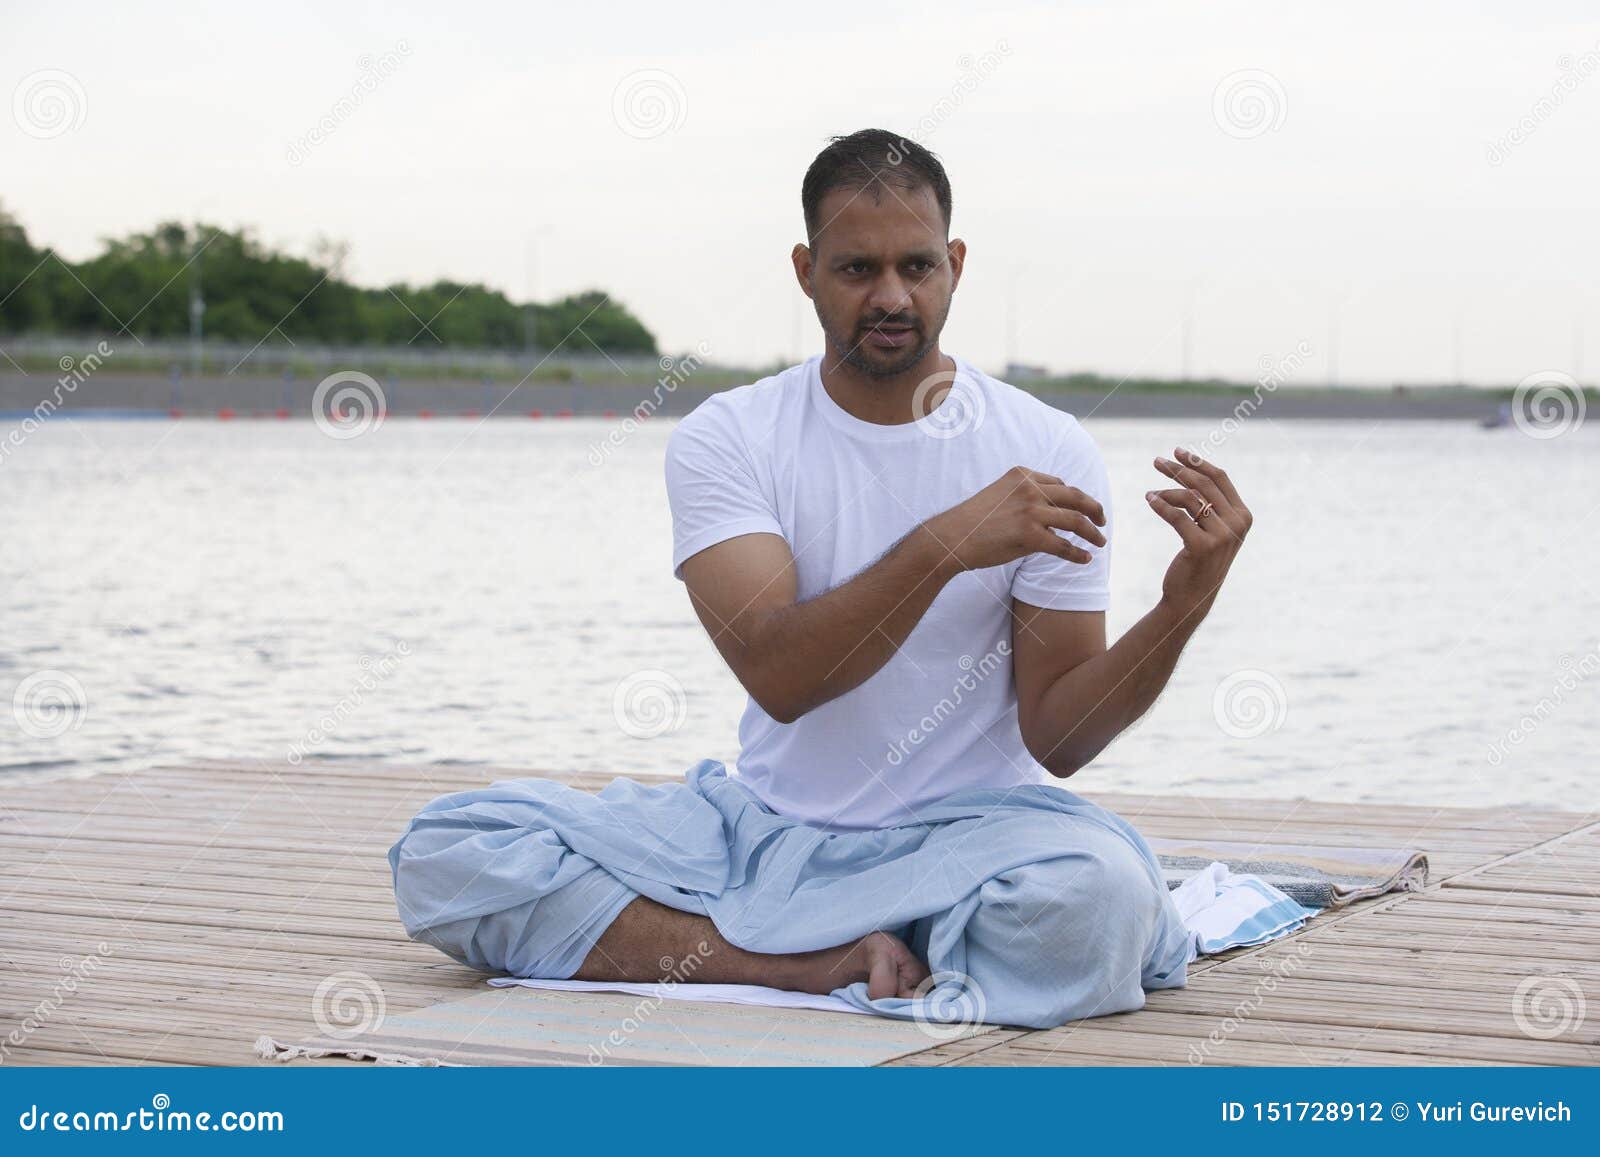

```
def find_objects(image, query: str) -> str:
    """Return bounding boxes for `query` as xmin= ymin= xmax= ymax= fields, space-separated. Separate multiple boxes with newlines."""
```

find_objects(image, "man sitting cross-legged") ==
xmin=389 ymin=129 xmax=1252 ymax=1028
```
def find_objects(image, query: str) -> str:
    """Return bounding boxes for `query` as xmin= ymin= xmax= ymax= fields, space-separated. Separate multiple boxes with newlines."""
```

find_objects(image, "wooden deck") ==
xmin=1 ymin=759 xmax=1595 ymax=1067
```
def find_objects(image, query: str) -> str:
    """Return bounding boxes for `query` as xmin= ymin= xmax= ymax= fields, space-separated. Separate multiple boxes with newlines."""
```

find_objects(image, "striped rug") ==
xmin=1150 ymin=839 xmax=1428 ymax=908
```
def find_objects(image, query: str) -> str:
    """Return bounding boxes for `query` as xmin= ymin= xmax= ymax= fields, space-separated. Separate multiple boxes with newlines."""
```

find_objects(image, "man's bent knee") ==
xmin=958 ymin=835 xmax=1167 ymax=1027
xmin=398 ymin=861 xmax=638 ymax=979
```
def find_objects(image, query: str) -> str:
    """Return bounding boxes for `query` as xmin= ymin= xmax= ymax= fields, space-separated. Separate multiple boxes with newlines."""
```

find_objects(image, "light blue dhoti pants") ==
xmin=387 ymin=759 xmax=1191 ymax=1029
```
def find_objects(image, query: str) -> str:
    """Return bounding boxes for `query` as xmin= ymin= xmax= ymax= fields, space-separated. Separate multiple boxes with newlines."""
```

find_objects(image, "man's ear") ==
xmin=790 ymin=243 xmax=815 ymax=300
xmin=947 ymin=238 xmax=967 ymax=293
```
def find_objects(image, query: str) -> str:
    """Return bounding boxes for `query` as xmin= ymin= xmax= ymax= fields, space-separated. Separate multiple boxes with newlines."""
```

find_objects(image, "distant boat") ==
xmin=1479 ymin=402 xmax=1513 ymax=429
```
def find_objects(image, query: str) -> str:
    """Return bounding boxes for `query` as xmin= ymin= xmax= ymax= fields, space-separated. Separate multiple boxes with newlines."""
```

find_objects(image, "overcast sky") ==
xmin=4 ymin=1 xmax=1598 ymax=385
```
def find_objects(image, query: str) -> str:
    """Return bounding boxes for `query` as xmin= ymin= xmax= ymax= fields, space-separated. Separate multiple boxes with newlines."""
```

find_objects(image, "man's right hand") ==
xmin=676 ymin=466 xmax=1104 ymax=725
xmin=920 ymin=466 xmax=1106 ymax=575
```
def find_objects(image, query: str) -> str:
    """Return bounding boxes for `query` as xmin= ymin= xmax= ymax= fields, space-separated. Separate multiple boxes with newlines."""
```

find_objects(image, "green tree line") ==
xmin=0 ymin=206 xmax=656 ymax=354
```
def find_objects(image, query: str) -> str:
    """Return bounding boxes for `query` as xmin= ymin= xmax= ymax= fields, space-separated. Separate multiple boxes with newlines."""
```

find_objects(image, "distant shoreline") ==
xmin=0 ymin=370 xmax=1550 ymax=424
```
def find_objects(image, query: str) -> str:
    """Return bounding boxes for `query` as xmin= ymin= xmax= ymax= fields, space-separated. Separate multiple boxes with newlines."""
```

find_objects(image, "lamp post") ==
xmin=524 ymin=227 xmax=554 ymax=362
xmin=188 ymin=239 xmax=204 ymax=379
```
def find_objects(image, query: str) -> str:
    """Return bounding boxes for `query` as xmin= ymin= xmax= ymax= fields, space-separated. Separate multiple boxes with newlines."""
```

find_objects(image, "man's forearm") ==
xmin=742 ymin=524 xmax=959 ymax=723
xmin=1025 ymin=597 xmax=1207 ymax=775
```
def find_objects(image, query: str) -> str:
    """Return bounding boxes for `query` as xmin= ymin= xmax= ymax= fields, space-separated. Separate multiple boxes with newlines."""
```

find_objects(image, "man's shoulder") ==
xmin=961 ymin=358 xmax=1089 ymax=449
xmin=669 ymin=360 xmax=809 ymax=450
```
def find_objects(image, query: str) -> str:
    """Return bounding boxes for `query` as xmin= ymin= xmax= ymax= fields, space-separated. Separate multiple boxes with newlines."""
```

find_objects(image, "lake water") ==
xmin=3 ymin=414 xmax=1597 ymax=811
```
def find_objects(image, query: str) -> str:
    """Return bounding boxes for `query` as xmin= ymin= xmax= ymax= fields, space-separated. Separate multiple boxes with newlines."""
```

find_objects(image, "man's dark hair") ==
xmin=800 ymin=129 xmax=953 ymax=244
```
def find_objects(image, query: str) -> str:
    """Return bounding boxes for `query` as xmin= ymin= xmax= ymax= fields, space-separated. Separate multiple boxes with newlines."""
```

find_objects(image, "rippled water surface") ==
xmin=4 ymin=415 xmax=1597 ymax=810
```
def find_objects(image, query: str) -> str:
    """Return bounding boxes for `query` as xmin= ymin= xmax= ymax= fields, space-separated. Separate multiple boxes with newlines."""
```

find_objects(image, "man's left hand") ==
xmin=1146 ymin=446 xmax=1253 ymax=620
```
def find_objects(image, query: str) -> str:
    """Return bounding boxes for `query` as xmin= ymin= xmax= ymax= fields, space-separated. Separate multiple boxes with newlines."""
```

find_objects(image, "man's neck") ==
xmin=818 ymin=345 xmax=955 ymax=427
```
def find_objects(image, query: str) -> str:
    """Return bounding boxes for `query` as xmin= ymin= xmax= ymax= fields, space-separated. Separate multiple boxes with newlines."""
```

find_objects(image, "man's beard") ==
xmin=821 ymin=304 xmax=947 ymax=379
xmin=839 ymin=329 xmax=935 ymax=378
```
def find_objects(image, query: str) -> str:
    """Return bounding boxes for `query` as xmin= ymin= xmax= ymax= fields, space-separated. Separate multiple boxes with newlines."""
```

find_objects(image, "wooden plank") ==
xmin=882 ymin=1029 xmax=1032 ymax=1066
xmin=0 ymin=823 xmax=393 ymax=858
xmin=989 ymin=1008 xmax=1595 ymax=1066
xmin=0 ymin=832 xmax=396 ymax=870
xmin=1358 ymin=909 xmax=1600 ymax=942
xmin=1142 ymin=985 xmax=1596 ymax=1046
xmin=4 ymin=1018 xmax=281 ymax=1066
xmin=1185 ymin=972 xmax=1558 ymax=1010
xmin=1 ymin=775 xmax=461 ymax=811
xmin=0 ymin=953 xmax=481 ymax=1009
xmin=0 ymin=894 xmax=416 ymax=942
xmin=1415 ymin=888 xmax=1600 ymax=915
xmin=0 ymin=876 xmax=398 ymax=919
xmin=0 ymin=906 xmax=438 ymax=959
xmin=2 ymin=809 xmax=400 ymax=846
xmin=3 ymin=847 xmax=393 ymax=888
xmin=1186 ymin=951 xmax=1600 ymax=995
xmin=1308 ymin=925 xmax=1598 ymax=962
xmin=3 ymin=927 xmax=482 ymax=986
xmin=1078 ymin=791 xmax=1579 ymax=830
xmin=1448 ymin=876 xmax=1600 ymax=900
xmin=950 ymin=1025 xmax=1516 ymax=1067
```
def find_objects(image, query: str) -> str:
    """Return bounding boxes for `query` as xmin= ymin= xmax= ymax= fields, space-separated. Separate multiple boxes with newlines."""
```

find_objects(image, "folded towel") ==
xmin=1150 ymin=838 xmax=1428 ymax=909
xmin=1168 ymin=862 xmax=1317 ymax=958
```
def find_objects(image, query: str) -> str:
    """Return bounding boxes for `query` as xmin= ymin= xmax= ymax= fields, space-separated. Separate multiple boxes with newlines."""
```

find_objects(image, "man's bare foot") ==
xmin=794 ymin=930 xmax=930 ymax=999
xmin=860 ymin=930 xmax=933 ymax=999
xmin=571 ymin=896 xmax=932 ymax=999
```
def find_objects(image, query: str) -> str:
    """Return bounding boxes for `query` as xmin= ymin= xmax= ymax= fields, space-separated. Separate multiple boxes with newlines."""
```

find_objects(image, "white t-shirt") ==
xmin=664 ymin=353 xmax=1112 ymax=830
